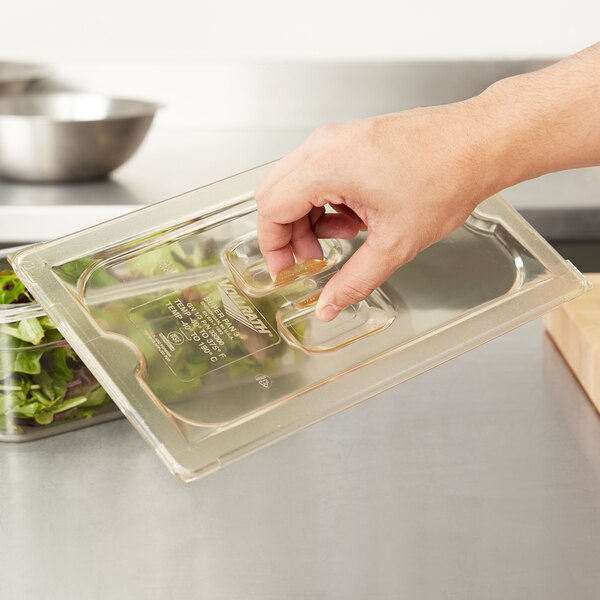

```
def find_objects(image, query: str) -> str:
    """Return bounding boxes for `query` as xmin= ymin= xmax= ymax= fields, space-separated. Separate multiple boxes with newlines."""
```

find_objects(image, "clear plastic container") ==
xmin=10 ymin=163 xmax=591 ymax=477
xmin=0 ymin=248 xmax=121 ymax=441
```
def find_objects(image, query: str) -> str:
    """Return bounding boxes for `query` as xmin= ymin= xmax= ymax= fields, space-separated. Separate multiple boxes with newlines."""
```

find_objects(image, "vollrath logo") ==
xmin=218 ymin=281 xmax=273 ymax=336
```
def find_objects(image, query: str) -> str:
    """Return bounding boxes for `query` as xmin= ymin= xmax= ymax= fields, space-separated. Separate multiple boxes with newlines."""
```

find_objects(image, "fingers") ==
xmin=257 ymin=209 xmax=325 ymax=280
xmin=313 ymin=213 xmax=362 ymax=239
xmin=256 ymin=169 xmax=321 ymax=277
xmin=290 ymin=215 xmax=324 ymax=262
xmin=255 ymin=139 xmax=365 ymax=284
xmin=330 ymin=204 xmax=367 ymax=232
xmin=254 ymin=145 xmax=312 ymax=201
xmin=257 ymin=167 xmax=328 ymax=225
xmin=257 ymin=217 xmax=295 ymax=279
xmin=256 ymin=163 xmax=333 ymax=279
xmin=308 ymin=205 xmax=326 ymax=228
xmin=315 ymin=235 xmax=402 ymax=322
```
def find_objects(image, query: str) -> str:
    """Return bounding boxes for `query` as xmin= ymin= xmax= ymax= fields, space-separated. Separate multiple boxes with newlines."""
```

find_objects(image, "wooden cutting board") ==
xmin=544 ymin=274 xmax=600 ymax=412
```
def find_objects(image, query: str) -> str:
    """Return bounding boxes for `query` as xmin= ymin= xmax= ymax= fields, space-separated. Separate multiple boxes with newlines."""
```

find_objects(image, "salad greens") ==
xmin=0 ymin=269 xmax=112 ymax=434
xmin=76 ymin=237 xmax=299 ymax=424
xmin=4 ymin=236 xmax=305 ymax=429
xmin=0 ymin=269 xmax=32 ymax=304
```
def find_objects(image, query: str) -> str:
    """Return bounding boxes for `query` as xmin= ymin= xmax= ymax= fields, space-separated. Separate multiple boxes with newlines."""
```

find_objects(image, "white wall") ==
xmin=1 ymin=0 xmax=598 ymax=126
xmin=2 ymin=0 xmax=598 ymax=62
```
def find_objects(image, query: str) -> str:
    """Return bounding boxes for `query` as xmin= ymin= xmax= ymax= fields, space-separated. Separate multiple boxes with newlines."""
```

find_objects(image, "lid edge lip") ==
xmin=6 ymin=164 xmax=272 ymax=269
xmin=0 ymin=304 xmax=48 ymax=323
xmin=1 ymin=244 xmax=46 ymax=322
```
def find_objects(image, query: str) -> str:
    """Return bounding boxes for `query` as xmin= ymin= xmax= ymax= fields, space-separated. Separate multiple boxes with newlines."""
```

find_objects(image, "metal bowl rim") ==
xmin=0 ymin=92 xmax=162 ymax=122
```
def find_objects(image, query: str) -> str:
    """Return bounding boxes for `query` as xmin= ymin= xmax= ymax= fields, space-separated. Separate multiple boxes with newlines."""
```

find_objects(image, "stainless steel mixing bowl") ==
xmin=0 ymin=93 xmax=160 ymax=182
xmin=0 ymin=61 xmax=48 ymax=96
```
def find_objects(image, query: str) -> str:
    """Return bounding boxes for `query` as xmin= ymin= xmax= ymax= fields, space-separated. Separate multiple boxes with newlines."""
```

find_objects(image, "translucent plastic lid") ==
xmin=10 ymin=163 xmax=591 ymax=481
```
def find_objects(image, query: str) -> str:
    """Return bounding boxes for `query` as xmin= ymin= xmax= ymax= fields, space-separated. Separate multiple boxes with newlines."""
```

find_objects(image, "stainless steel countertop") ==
xmin=1 ymin=319 xmax=600 ymax=599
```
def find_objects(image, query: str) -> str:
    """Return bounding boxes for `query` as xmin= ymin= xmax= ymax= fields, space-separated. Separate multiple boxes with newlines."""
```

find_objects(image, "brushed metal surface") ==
xmin=0 ymin=93 xmax=159 ymax=182
xmin=0 ymin=320 xmax=599 ymax=598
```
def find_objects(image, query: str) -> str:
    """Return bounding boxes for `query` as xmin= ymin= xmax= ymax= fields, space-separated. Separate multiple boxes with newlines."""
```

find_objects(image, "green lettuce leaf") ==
xmin=0 ymin=317 xmax=45 ymax=345
xmin=80 ymin=387 xmax=107 ymax=407
xmin=0 ymin=270 xmax=32 ymax=304
xmin=13 ymin=348 xmax=44 ymax=374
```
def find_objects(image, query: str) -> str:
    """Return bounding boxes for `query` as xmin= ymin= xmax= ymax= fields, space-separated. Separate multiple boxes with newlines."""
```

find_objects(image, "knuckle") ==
xmin=256 ymin=200 xmax=270 ymax=218
xmin=396 ymin=245 xmax=419 ymax=267
xmin=254 ymin=187 xmax=267 ymax=208
xmin=337 ymin=276 xmax=375 ymax=304
xmin=376 ymin=235 xmax=399 ymax=255
xmin=307 ymin=148 xmax=341 ymax=179
xmin=253 ymin=180 xmax=266 ymax=201
xmin=310 ymin=121 xmax=340 ymax=142
xmin=255 ymin=188 xmax=275 ymax=218
xmin=372 ymin=236 xmax=403 ymax=264
xmin=376 ymin=234 xmax=419 ymax=267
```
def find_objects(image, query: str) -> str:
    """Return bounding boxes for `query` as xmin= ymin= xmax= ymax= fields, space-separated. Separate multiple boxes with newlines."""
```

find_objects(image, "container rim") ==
xmin=0 ymin=336 xmax=68 ymax=352
xmin=0 ymin=93 xmax=162 ymax=123
xmin=0 ymin=244 xmax=47 ymax=322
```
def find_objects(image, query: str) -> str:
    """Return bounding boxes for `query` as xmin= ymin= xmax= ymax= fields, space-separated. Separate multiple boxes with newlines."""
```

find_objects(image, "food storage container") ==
xmin=10 ymin=162 xmax=591 ymax=478
xmin=0 ymin=248 xmax=122 ymax=441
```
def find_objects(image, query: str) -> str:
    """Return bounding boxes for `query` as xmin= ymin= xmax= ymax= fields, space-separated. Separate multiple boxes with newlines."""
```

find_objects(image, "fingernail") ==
xmin=315 ymin=302 xmax=342 ymax=322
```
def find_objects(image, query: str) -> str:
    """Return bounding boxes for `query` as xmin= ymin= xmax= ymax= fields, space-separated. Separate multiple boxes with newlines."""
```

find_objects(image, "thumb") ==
xmin=315 ymin=235 xmax=400 ymax=322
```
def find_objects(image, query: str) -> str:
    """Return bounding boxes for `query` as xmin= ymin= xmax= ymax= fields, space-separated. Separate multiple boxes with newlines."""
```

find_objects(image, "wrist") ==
xmin=466 ymin=77 xmax=542 ymax=195
xmin=473 ymin=47 xmax=600 ymax=190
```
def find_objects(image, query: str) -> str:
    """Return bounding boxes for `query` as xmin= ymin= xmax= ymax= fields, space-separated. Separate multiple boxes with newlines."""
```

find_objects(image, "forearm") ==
xmin=474 ymin=42 xmax=600 ymax=191
xmin=255 ymin=44 xmax=600 ymax=315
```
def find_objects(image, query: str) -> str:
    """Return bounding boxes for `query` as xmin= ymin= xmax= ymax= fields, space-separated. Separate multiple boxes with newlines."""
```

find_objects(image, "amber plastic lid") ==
xmin=10 ymin=163 xmax=591 ymax=481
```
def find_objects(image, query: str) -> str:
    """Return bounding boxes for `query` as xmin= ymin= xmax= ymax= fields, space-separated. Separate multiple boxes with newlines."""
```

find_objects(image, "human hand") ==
xmin=255 ymin=99 xmax=505 ymax=321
